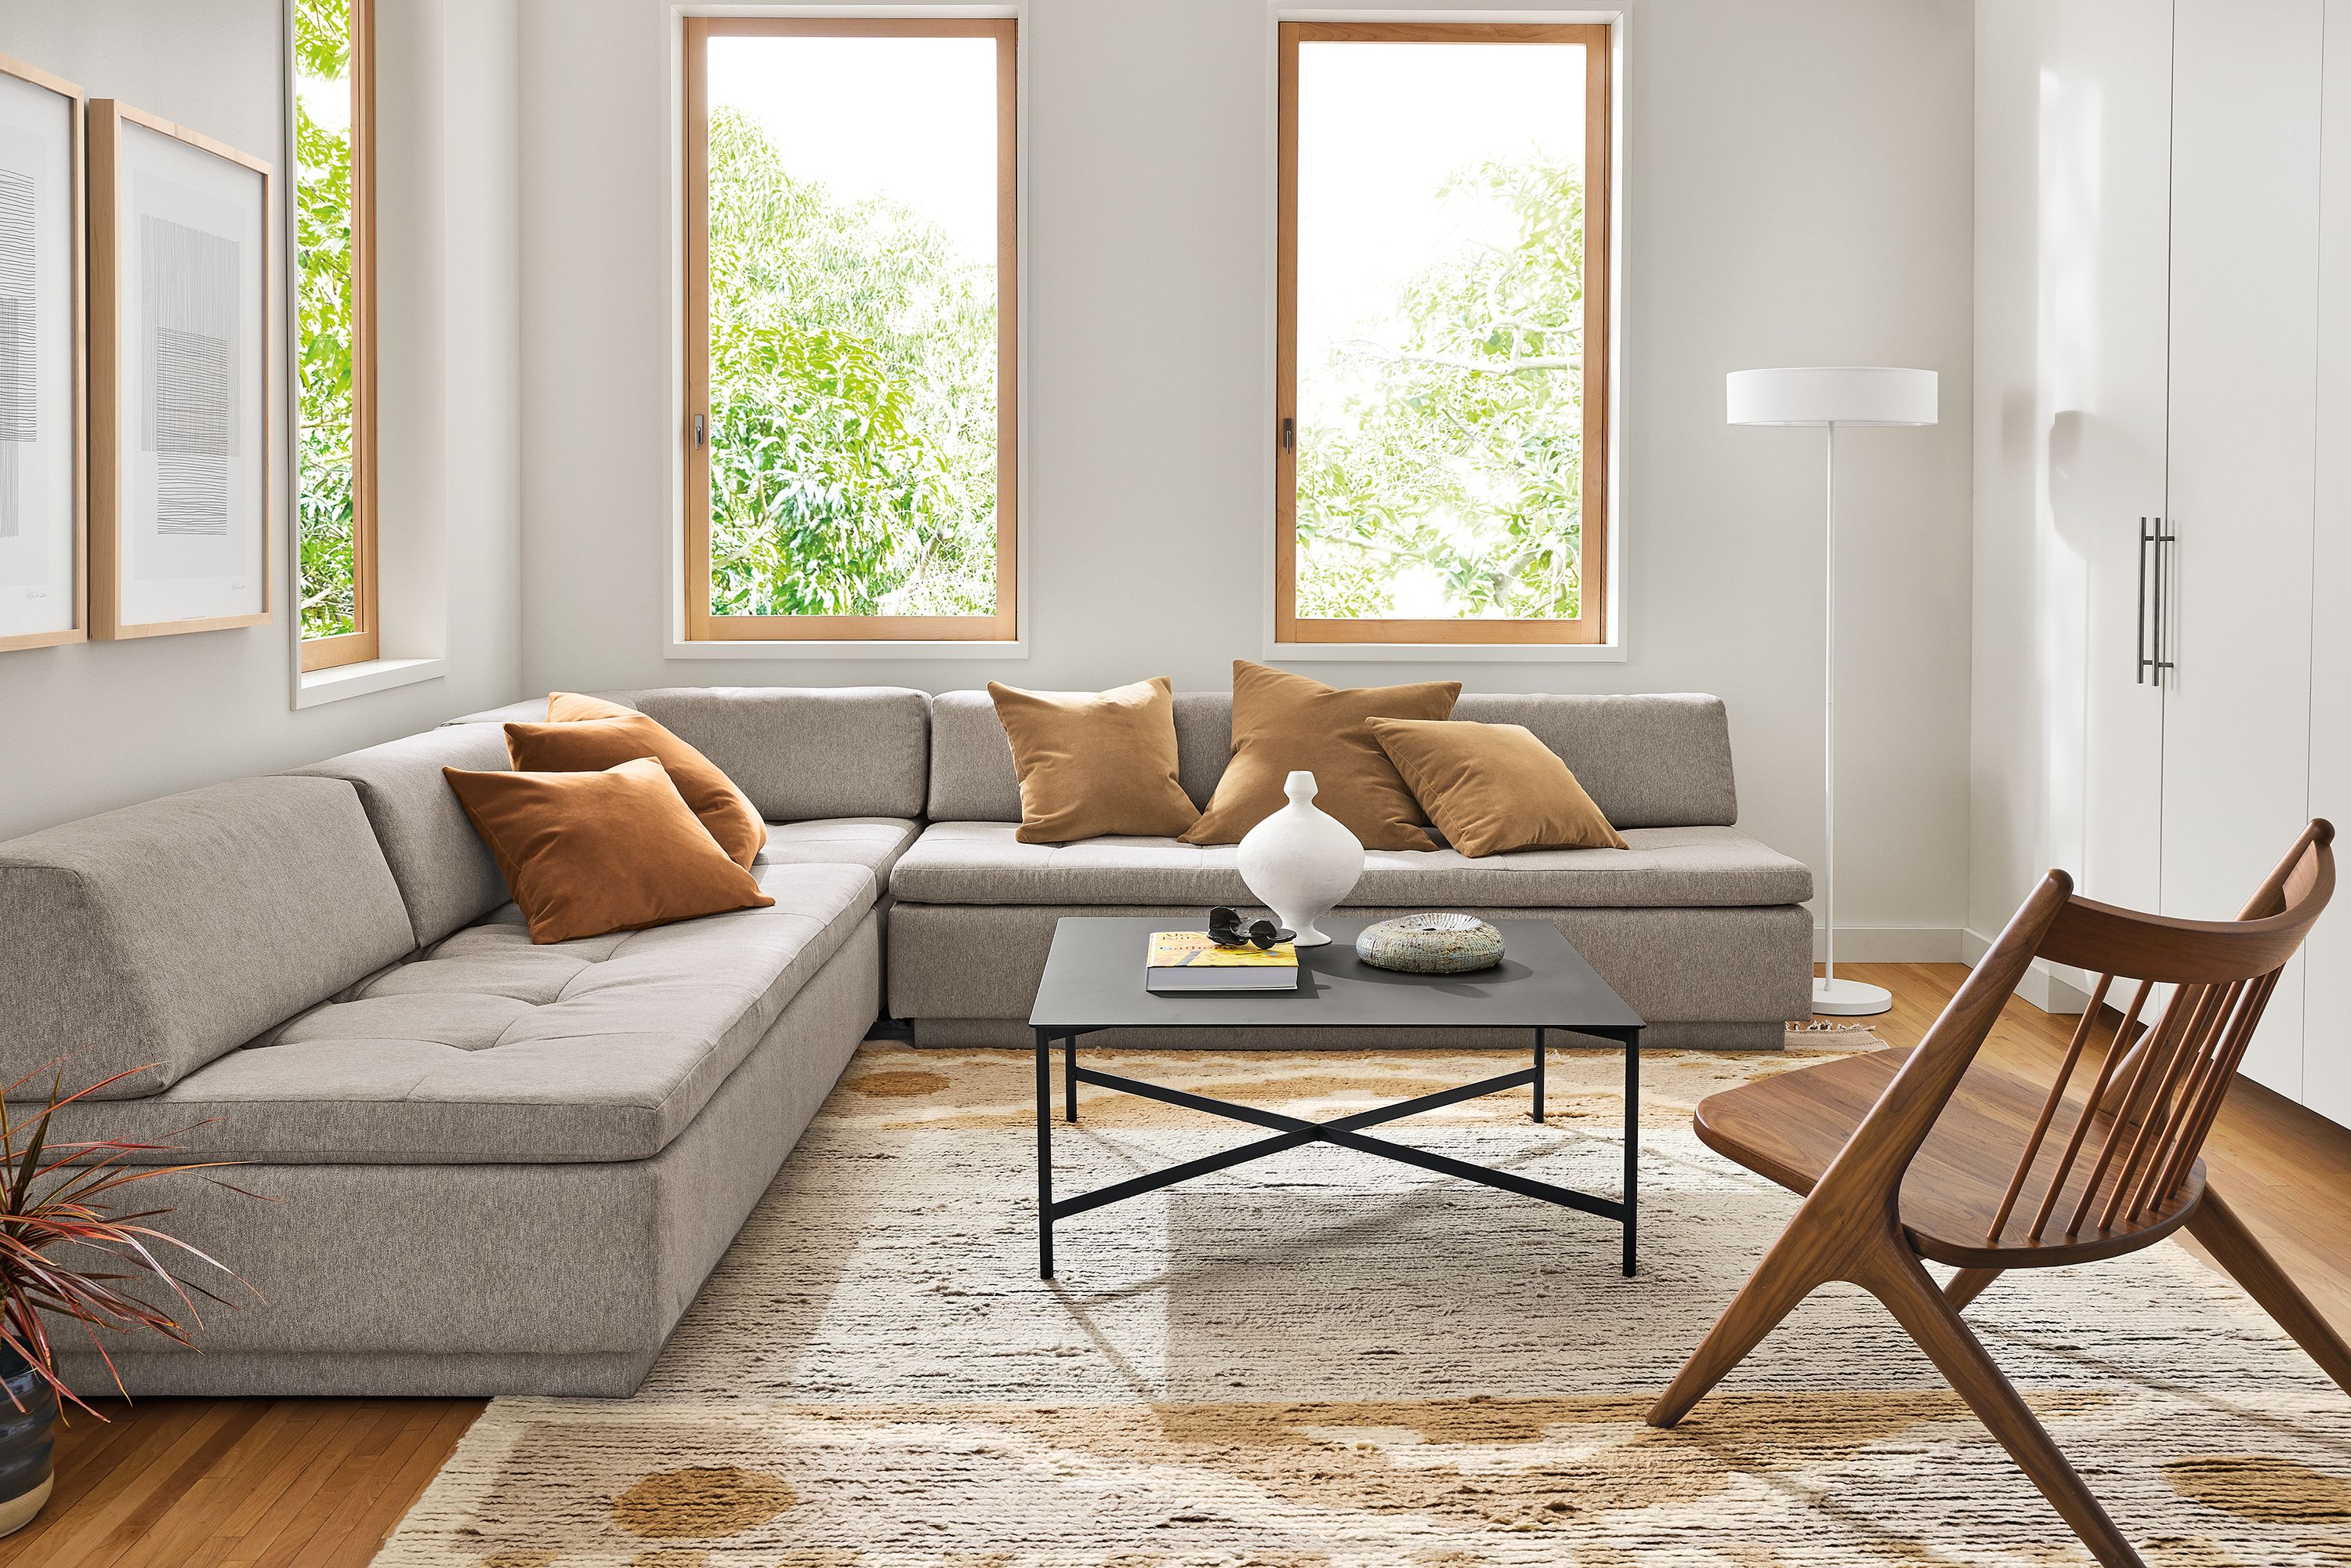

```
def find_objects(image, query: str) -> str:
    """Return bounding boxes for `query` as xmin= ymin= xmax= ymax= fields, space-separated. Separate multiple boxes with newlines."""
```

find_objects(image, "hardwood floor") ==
xmin=0 ymin=1396 xmax=480 ymax=1568
xmin=3 ymin=963 xmax=2346 ymax=1567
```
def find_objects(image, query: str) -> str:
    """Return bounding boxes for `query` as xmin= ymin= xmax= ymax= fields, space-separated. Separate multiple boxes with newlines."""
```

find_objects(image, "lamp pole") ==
xmin=1824 ymin=420 xmax=1838 ymax=995
xmin=1725 ymin=366 xmax=1933 ymax=1019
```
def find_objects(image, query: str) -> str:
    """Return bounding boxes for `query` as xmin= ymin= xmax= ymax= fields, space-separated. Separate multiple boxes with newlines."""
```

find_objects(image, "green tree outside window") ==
xmin=1296 ymin=154 xmax=1588 ymax=623
xmin=704 ymin=107 xmax=998 ymax=617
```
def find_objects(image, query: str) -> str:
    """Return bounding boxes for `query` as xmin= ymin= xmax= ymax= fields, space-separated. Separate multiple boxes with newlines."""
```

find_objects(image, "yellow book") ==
xmin=1148 ymin=931 xmax=1299 ymax=967
xmin=1145 ymin=931 xmax=1302 ymax=993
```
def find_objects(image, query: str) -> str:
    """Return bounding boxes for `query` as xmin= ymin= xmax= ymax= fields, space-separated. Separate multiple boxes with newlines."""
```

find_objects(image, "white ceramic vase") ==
xmin=1235 ymin=771 xmax=1364 ymax=947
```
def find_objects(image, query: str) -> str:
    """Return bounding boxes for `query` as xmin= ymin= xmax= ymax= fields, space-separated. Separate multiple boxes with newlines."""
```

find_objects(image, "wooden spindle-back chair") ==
xmin=1647 ymin=820 xmax=2342 ymax=1568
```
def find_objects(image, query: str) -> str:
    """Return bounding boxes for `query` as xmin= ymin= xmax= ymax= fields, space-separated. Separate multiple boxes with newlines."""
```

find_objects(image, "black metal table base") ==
xmin=1032 ymin=1025 xmax=1643 ymax=1280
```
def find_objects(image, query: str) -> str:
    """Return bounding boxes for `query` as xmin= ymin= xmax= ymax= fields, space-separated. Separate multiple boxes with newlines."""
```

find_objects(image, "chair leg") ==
xmin=1646 ymin=1237 xmax=1824 ymax=1429
xmin=2186 ymin=1185 xmax=2351 ymax=1397
xmin=1945 ymin=1267 xmax=2002 ymax=1311
xmin=1863 ymin=1247 xmax=2144 ymax=1568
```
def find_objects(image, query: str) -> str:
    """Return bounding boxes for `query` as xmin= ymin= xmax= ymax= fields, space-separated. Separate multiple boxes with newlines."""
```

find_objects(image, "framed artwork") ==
xmin=88 ymin=100 xmax=273 ymax=639
xmin=0 ymin=55 xmax=85 ymax=653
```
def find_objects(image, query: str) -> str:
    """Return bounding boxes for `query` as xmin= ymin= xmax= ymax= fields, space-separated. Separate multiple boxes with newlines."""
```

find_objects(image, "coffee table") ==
xmin=1028 ymin=915 xmax=1646 ymax=1280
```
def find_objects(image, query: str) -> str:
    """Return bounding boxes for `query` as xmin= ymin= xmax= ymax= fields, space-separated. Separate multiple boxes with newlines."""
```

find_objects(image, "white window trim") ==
xmin=295 ymin=656 xmax=448 ymax=708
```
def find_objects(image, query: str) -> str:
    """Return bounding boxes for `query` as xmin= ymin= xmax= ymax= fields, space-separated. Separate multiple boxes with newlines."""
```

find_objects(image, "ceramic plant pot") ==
xmin=1235 ymin=771 xmax=1364 ymax=947
xmin=0 ymin=1347 xmax=55 ymax=1538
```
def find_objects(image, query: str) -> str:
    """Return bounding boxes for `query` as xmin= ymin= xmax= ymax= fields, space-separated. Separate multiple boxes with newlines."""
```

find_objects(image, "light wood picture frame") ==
xmin=88 ymin=100 xmax=274 ymax=639
xmin=0 ymin=54 xmax=87 ymax=653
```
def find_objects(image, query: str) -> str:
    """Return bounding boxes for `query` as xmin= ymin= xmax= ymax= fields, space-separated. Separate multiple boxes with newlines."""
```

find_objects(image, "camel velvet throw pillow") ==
xmin=503 ymin=692 xmax=766 ymax=869
xmin=1368 ymin=718 xmax=1630 ymax=858
xmin=443 ymin=757 xmax=774 ymax=944
xmin=1183 ymin=661 xmax=1460 ymax=851
xmin=987 ymin=677 xmax=1200 ymax=843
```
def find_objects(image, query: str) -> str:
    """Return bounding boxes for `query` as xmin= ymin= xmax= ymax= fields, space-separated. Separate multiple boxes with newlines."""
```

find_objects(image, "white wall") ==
xmin=517 ymin=0 xmax=1977 ymax=954
xmin=0 ymin=0 xmax=1974 ymax=954
xmin=0 ymin=0 xmax=523 ymax=842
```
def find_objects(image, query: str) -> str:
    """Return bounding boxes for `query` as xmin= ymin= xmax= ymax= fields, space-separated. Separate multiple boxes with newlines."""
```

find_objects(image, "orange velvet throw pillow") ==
xmin=1181 ymin=661 xmax=1461 ymax=851
xmin=1368 ymin=718 xmax=1631 ymax=858
xmin=443 ymin=758 xmax=774 ymax=944
xmin=502 ymin=693 xmax=766 ymax=869
xmin=987 ymin=677 xmax=1201 ymax=844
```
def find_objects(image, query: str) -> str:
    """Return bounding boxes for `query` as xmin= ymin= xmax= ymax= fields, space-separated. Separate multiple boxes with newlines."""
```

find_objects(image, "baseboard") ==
xmin=1809 ymin=925 xmax=1968 ymax=963
xmin=1960 ymin=927 xmax=2094 ymax=1015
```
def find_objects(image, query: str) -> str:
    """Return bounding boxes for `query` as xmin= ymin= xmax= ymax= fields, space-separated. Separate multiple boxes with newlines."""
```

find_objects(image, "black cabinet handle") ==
xmin=2153 ymin=517 xmax=2175 ymax=681
xmin=2138 ymin=516 xmax=2152 ymax=684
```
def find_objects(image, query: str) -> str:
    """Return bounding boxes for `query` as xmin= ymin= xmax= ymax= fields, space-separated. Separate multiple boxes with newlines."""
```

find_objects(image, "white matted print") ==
xmin=0 ymin=56 xmax=85 ymax=651
xmin=89 ymin=101 xmax=272 ymax=638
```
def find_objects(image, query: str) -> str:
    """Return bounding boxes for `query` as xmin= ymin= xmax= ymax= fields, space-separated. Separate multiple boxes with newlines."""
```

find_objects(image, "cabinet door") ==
xmin=2160 ymin=0 xmax=2324 ymax=1096
xmin=1974 ymin=0 xmax=2172 ymax=976
xmin=2306 ymin=0 xmax=2351 ymax=1126
xmin=2062 ymin=0 xmax=2174 ymax=919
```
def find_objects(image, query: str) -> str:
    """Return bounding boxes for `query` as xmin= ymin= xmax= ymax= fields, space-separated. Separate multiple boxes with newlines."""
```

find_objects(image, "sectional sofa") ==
xmin=0 ymin=684 xmax=1809 ymax=1397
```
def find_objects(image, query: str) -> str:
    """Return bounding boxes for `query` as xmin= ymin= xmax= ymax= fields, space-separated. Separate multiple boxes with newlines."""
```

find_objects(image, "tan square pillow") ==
xmin=502 ymin=693 xmax=767 ymax=869
xmin=1182 ymin=661 xmax=1460 ymax=850
xmin=1368 ymin=717 xmax=1629 ymax=858
xmin=443 ymin=757 xmax=775 ymax=944
xmin=987 ymin=677 xmax=1201 ymax=844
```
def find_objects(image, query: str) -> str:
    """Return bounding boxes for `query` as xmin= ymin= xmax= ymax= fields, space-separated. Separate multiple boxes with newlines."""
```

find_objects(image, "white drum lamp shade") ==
xmin=1726 ymin=366 xmax=1938 ymax=427
xmin=1728 ymin=365 xmax=1937 ymax=1017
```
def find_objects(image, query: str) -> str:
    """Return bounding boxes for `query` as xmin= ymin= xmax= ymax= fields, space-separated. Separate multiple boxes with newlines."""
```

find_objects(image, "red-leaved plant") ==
xmin=0 ymin=1063 xmax=259 ymax=1417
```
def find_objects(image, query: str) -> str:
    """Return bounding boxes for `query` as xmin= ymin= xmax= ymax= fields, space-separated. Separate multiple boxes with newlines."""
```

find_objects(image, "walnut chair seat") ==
xmin=1695 ymin=1047 xmax=2206 ymax=1272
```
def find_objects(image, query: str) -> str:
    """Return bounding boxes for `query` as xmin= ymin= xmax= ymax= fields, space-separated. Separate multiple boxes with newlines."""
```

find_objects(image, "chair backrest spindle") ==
xmin=2023 ymin=976 xmax=2151 ymax=1241
xmin=1986 ymin=972 xmax=2113 ymax=1243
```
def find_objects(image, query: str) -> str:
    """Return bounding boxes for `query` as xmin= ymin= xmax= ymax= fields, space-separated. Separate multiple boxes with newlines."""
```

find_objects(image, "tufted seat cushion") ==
xmin=888 ymin=821 xmax=1813 ymax=909
xmin=755 ymin=817 xmax=920 ymax=889
xmin=48 ymin=862 xmax=878 ymax=1165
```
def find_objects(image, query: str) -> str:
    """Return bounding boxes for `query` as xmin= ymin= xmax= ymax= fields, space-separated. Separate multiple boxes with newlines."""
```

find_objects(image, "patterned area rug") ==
xmin=376 ymin=1035 xmax=2351 ymax=1566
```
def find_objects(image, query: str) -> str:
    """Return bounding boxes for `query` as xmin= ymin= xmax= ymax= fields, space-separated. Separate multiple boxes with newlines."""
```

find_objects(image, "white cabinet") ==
xmin=2157 ymin=0 xmax=2324 ymax=1095
xmin=2308 ymin=0 xmax=2351 ymax=1122
xmin=1974 ymin=0 xmax=2346 ymax=1121
xmin=2059 ymin=1 xmax=2173 ymax=922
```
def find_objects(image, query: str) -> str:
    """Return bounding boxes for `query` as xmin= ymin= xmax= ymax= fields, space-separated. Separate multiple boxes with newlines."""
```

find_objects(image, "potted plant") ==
xmin=0 ymin=1064 xmax=253 ymax=1537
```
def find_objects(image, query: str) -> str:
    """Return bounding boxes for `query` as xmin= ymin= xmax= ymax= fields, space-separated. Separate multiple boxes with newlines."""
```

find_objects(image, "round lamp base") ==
xmin=1812 ymin=976 xmax=1893 ymax=1017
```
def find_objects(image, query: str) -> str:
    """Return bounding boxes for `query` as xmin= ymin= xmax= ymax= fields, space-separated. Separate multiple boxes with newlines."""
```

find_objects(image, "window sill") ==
xmin=667 ymin=639 xmax=1027 ymax=661
xmin=1266 ymin=640 xmax=1626 ymax=664
xmin=294 ymin=656 xmax=449 ymax=709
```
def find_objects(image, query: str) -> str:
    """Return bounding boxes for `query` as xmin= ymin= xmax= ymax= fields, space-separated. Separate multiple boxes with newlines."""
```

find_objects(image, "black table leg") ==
xmin=1532 ymin=1027 xmax=1546 ymax=1124
xmin=1064 ymin=1033 xmax=1078 ymax=1122
xmin=1621 ymin=1027 xmax=1641 ymax=1276
xmin=1034 ymin=1027 xmax=1055 ymax=1279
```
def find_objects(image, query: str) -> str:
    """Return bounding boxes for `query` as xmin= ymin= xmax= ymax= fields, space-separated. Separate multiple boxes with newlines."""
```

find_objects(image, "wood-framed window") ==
xmin=683 ymin=17 xmax=1017 ymax=643
xmin=293 ymin=0 xmax=377 ymax=671
xmin=1277 ymin=21 xmax=1612 ymax=646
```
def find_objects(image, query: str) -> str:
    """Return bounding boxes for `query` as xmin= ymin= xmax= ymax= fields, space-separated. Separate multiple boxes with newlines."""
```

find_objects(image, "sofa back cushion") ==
xmin=930 ymin=689 xmax=1737 ymax=829
xmin=289 ymin=722 xmax=513 ymax=947
xmin=0 ymin=777 xmax=416 ymax=1098
xmin=1450 ymin=693 xmax=1738 ymax=828
xmin=585 ymin=688 xmax=930 ymax=823
xmin=446 ymin=690 xmax=932 ymax=820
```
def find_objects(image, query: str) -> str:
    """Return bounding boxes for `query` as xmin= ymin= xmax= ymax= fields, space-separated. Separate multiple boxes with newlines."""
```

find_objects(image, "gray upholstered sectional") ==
xmin=891 ymin=690 xmax=1813 ymax=1049
xmin=0 ymin=683 xmax=1808 ymax=1398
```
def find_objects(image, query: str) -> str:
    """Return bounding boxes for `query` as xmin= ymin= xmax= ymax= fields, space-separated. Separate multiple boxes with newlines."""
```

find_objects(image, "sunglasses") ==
xmin=1208 ymin=907 xmax=1291 ymax=951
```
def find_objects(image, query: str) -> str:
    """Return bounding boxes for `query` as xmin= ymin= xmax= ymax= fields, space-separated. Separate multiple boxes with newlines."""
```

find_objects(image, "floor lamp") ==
xmin=1727 ymin=366 xmax=1938 ymax=1017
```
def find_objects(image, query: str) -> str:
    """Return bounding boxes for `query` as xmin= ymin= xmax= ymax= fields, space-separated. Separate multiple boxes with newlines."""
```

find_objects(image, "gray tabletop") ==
xmin=1029 ymin=916 xmax=1646 ymax=1034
